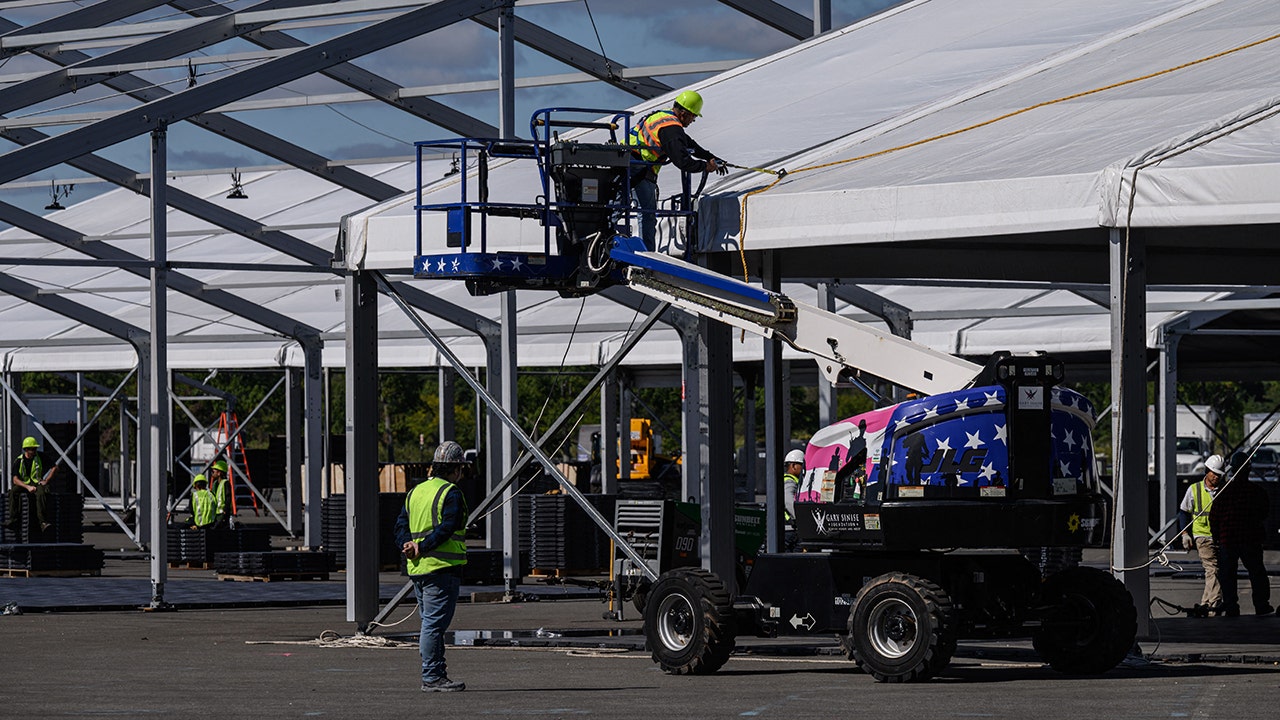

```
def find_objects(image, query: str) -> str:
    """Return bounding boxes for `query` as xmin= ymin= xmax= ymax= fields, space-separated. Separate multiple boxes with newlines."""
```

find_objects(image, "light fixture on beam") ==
xmin=45 ymin=179 xmax=73 ymax=211
xmin=226 ymin=168 xmax=248 ymax=199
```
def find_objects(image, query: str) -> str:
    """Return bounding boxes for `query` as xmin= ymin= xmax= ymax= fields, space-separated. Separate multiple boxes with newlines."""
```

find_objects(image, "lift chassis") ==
xmin=412 ymin=108 xmax=1137 ymax=682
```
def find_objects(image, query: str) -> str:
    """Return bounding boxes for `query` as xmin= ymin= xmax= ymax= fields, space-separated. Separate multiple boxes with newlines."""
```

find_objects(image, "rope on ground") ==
xmin=244 ymin=632 xmax=415 ymax=649
xmin=733 ymin=28 xmax=1280 ymax=278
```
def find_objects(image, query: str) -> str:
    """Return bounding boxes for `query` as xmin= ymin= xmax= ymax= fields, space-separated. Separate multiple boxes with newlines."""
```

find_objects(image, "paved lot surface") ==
xmin=2 ymin=527 xmax=1278 ymax=718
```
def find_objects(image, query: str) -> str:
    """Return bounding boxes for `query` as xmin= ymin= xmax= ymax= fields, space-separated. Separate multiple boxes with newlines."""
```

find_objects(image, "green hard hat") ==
xmin=192 ymin=473 xmax=207 ymax=485
xmin=675 ymin=90 xmax=703 ymax=117
xmin=22 ymin=436 xmax=38 ymax=449
xmin=212 ymin=459 xmax=228 ymax=472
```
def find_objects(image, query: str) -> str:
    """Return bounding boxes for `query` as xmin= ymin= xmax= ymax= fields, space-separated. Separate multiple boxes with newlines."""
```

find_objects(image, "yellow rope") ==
xmin=733 ymin=28 xmax=1280 ymax=283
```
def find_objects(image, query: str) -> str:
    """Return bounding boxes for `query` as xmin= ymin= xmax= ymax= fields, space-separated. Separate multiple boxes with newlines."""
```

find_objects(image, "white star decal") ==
xmin=509 ymin=256 xmax=525 ymax=271
xmin=1058 ymin=460 xmax=1073 ymax=477
xmin=954 ymin=397 xmax=970 ymax=412
xmin=979 ymin=462 xmax=997 ymax=481
xmin=983 ymin=390 xmax=1000 ymax=406
xmin=993 ymin=424 xmax=1007 ymax=444
xmin=436 ymin=258 xmax=446 ymax=272
xmin=964 ymin=430 xmax=983 ymax=450
xmin=492 ymin=257 xmax=505 ymax=270
xmin=894 ymin=418 xmax=911 ymax=432
xmin=923 ymin=405 xmax=940 ymax=420
xmin=450 ymin=258 xmax=460 ymax=272
xmin=1062 ymin=429 xmax=1078 ymax=451
xmin=935 ymin=437 xmax=953 ymax=453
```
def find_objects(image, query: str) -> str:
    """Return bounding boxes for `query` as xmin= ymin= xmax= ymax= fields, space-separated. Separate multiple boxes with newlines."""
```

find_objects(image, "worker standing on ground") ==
xmin=1177 ymin=453 xmax=1226 ymax=614
xmin=6 ymin=436 xmax=58 ymax=535
xmin=189 ymin=474 xmax=216 ymax=529
xmin=1209 ymin=452 xmax=1273 ymax=617
xmin=395 ymin=440 xmax=471 ymax=692
xmin=782 ymin=449 xmax=804 ymax=551
xmin=627 ymin=90 xmax=727 ymax=249
xmin=208 ymin=459 xmax=233 ymax=528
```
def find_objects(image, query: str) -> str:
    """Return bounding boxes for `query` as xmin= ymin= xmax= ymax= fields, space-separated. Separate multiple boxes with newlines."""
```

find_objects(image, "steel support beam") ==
xmin=345 ymin=269 xmax=380 ymax=630
xmin=1110 ymin=227 xmax=1149 ymax=639
xmin=438 ymin=367 xmax=456 ymax=444
xmin=815 ymin=283 xmax=838 ymax=427
xmin=0 ymin=0 xmax=507 ymax=186
xmin=718 ymin=0 xmax=812 ymax=39
xmin=286 ymin=366 xmax=305 ymax=538
xmin=303 ymin=340 xmax=324 ymax=548
xmin=472 ymin=8 xmax=671 ymax=99
xmin=698 ymin=316 xmax=735 ymax=583
xmin=1156 ymin=330 xmax=1180 ymax=545
xmin=763 ymin=252 xmax=785 ymax=553
xmin=146 ymin=127 xmax=171 ymax=608
xmin=600 ymin=374 xmax=619 ymax=494
xmin=813 ymin=0 xmax=831 ymax=34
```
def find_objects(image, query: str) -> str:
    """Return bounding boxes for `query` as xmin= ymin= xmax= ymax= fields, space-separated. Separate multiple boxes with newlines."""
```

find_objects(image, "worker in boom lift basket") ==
xmin=627 ymin=90 xmax=728 ymax=249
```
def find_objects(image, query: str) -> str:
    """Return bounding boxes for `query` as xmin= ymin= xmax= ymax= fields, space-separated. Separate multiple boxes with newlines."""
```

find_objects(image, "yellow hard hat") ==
xmin=22 ymin=436 xmax=38 ymax=449
xmin=192 ymin=474 xmax=207 ymax=485
xmin=675 ymin=90 xmax=703 ymax=117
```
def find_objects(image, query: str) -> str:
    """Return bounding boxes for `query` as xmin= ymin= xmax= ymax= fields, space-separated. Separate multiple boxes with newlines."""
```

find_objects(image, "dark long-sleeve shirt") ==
xmin=655 ymin=122 xmax=716 ymax=174
xmin=393 ymin=482 xmax=467 ymax=553
xmin=1209 ymin=478 xmax=1268 ymax=547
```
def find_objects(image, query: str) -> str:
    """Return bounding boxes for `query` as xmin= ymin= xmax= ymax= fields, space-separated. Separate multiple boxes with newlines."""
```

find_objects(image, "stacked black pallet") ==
xmin=167 ymin=526 xmax=271 ymax=565
xmin=518 ymin=494 xmax=614 ymax=574
xmin=462 ymin=548 xmax=504 ymax=585
xmin=0 ymin=543 xmax=104 ymax=574
xmin=213 ymin=550 xmax=335 ymax=576
xmin=1 ymin=492 xmax=84 ymax=544
xmin=320 ymin=493 xmax=406 ymax=569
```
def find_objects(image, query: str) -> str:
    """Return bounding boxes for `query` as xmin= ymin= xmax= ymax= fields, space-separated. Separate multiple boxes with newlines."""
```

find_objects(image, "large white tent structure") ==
xmin=3 ymin=0 xmax=1280 ymax=628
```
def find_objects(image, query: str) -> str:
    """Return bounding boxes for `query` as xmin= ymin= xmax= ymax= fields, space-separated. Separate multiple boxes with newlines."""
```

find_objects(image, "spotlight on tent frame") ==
xmin=45 ymin=180 xmax=74 ymax=211
xmin=226 ymin=168 xmax=248 ymax=199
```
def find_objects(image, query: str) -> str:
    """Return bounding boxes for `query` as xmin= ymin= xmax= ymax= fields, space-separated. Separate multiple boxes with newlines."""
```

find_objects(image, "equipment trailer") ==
xmin=412 ymin=109 xmax=1137 ymax=682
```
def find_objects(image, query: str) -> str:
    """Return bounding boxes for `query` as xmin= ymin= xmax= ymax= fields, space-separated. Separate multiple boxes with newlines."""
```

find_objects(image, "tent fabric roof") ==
xmin=2 ymin=0 xmax=1275 ymax=375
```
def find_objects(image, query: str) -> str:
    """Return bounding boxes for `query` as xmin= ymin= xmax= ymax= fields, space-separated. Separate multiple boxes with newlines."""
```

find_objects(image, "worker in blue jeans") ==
xmin=394 ymin=441 xmax=470 ymax=692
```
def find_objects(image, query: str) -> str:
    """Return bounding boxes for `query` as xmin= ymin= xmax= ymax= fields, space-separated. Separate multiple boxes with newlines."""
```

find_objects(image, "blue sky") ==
xmin=0 ymin=0 xmax=898 ymax=217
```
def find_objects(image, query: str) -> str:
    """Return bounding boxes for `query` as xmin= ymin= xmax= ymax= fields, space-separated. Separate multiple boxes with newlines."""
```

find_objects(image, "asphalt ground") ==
xmin=1 ymin=525 xmax=1278 ymax=718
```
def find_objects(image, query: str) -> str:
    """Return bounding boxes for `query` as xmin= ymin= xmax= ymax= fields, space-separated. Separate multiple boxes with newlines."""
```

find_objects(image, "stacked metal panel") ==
xmin=518 ymin=494 xmax=614 ymax=573
xmin=213 ymin=550 xmax=336 ymax=576
xmin=0 ymin=492 xmax=83 ymax=544
xmin=0 ymin=543 xmax=103 ymax=573
xmin=461 ymin=548 xmax=504 ymax=585
xmin=320 ymin=493 xmax=406 ymax=569
xmin=166 ymin=526 xmax=271 ymax=565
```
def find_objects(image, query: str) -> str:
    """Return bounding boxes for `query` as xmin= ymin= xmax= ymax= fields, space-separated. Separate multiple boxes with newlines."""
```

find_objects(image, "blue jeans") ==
xmin=412 ymin=570 xmax=461 ymax=682
xmin=632 ymin=176 xmax=658 ymax=250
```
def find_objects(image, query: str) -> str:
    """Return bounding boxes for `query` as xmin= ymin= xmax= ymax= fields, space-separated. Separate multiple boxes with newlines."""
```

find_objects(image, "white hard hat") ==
xmin=784 ymin=449 xmax=805 ymax=465
xmin=1204 ymin=454 xmax=1227 ymax=476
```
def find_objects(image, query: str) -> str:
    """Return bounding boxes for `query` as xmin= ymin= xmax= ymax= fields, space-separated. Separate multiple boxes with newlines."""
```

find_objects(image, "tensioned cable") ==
xmin=581 ymin=0 xmax=616 ymax=81
xmin=732 ymin=28 xmax=1280 ymax=283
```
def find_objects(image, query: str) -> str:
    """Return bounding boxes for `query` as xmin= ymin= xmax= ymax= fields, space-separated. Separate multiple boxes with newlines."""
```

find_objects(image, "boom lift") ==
xmin=412 ymin=109 xmax=1136 ymax=682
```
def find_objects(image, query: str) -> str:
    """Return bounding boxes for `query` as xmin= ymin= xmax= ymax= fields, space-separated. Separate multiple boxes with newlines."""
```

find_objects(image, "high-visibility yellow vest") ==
xmin=628 ymin=110 xmax=683 ymax=167
xmin=14 ymin=455 xmax=43 ymax=486
xmin=405 ymin=477 xmax=468 ymax=576
xmin=1190 ymin=481 xmax=1215 ymax=537
xmin=213 ymin=477 xmax=230 ymax=516
xmin=783 ymin=472 xmax=799 ymax=522
xmin=192 ymin=488 xmax=216 ymax=527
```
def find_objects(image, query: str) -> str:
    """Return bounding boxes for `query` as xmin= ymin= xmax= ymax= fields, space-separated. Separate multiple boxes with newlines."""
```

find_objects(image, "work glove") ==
xmin=1180 ymin=533 xmax=1195 ymax=551
xmin=712 ymin=158 xmax=729 ymax=176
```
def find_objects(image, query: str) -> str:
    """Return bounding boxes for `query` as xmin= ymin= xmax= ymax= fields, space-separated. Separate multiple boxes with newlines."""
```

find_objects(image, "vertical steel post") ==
xmin=345 ymin=270 xmax=379 ymax=629
xmin=303 ymin=341 xmax=324 ymax=548
xmin=600 ymin=374 xmax=619 ymax=494
xmin=1110 ymin=227 xmax=1150 ymax=638
xmin=1158 ymin=331 xmax=1181 ymax=544
xmin=813 ymin=0 xmax=831 ymax=34
xmin=497 ymin=0 xmax=520 ymax=596
xmin=286 ymin=367 xmax=304 ymax=538
xmin=763 ymin=252 xmax=785 ymax=553
xmin=147 ymin=126 xmax=170 ymax=608
xmin=816 ymin=283 xmax=838 ymax=427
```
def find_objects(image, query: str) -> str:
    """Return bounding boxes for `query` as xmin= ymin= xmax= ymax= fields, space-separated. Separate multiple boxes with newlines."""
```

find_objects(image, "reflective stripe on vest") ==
xmin=405 ymin=477 xmax=468 ymax=575
xmin=628 ymin=110 xmax=682 ymax=165
xmin=783 ymin=472 xmax=799 ymax=522
xmin=15 ymin=455 xmax=42 ymax=486
xmin=213 ymin=478 xmax=230 ymax=515
xmin=1190 ymin=481 xmax=1215 ymax=537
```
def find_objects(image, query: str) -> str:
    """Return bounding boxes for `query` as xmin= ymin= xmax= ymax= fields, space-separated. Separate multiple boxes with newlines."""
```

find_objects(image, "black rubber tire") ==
xmin=1033 ymin=566 xmax=1137 ymax=675
xmin=848 ymin=572 xmax=956 ymax=683
xmin=644 ymin=567 xmax=737 ymax=675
